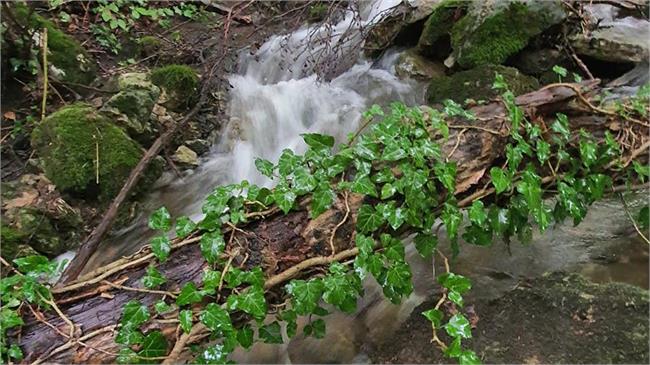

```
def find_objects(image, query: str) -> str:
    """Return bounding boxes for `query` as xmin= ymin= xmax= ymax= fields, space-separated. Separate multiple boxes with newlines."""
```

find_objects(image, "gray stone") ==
xmin=395 ymin=49 xmax=446 ymax=80
xmin=172 ymin=145 xmax=199 ymax=169
xmin=185 ymin=139 xmax=211 ymax=156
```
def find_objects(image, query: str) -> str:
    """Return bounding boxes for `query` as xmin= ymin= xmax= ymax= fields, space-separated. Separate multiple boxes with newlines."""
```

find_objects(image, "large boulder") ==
xmin=416 ymin=0 xmax=466 ymax=58
xmin=426 ymin=64 xmax=538 ymax=104
xmin=101 ymin=72 xmax=161 ymax=144
xmin=13 ymin=4 xmax=95 ymax=85
xmin=31 ymin=103 xmax=163 ymax=201
xmin=570 ymin=4 xmax=649 ymax=64
xmin=448 ymin=0 xmax=566 ymax=69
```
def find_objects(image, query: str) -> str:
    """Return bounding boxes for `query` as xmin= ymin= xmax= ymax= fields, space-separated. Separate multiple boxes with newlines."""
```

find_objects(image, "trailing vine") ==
xmin=2 ymin=77 xmax=648 ymax=364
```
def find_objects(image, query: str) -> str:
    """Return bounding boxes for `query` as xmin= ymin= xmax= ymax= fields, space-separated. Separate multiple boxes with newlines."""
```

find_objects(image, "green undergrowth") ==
xmin=150 ymin=64 xmax=199 ymax=110
xmin=3 ymin=76 xmax=649 ymax=363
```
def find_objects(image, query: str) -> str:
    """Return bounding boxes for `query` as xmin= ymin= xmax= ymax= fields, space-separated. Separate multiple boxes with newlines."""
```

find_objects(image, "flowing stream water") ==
xmin=77 ymin=1 xmax=648 ymax=362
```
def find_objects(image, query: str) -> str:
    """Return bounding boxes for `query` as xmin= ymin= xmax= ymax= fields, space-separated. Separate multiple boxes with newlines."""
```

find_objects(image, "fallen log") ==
xmin=14 ymin=81 xmax=649 ymax=363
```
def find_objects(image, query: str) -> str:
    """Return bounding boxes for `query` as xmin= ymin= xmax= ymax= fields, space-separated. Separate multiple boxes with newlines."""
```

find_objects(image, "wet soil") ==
xmin=370 ymin=272 xmax=650 ymax=364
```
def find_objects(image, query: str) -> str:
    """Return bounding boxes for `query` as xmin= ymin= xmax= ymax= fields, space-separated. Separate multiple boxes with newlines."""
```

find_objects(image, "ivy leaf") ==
xmin=434 ymin=162 xmax=456 ymax=193
xmin=179 ymin=310 xmax=193 ymax=333
xmin=227 ymin=286 xmax=267 ymax=320
xmin=138 ymin=331 xmax=168 ymax=360
xmin=385 ymin=206 xmax=406 ymax=230
xmin=254 ymin=158 xmax=275 ymax=178
xmin=468 ymin=200 xmax=488 ymax=227
xmin=115 ymin=326 xmax=144 ymax=346
xmin=176 ymin=282 xmax=204 ymax=306
xmin=311 ymin=183 xmax=335 ymax=218
xmin=441 ymin=203 xmax=462 ymax=242
xmin=322 ymin=263 xmax=361 ymax=313
xmin=278 ymin=149 xmax=301 ymax=177
xmin=202 ymin=270 xmax=220 ymax=293
xmin=448 ymin=290 xmax=464 ymax=307
xmin=382 ymin=142 xmax=407 ymax=161
xmin=351 ymin=176 xmax=377 ymax=197
xmin=196 ymin=344 xmax=229 ymax=364
xmin=121 ymin=300 xmax=150 ymax=327
xmin=302 ymin=133 xmax=335 ymax=150
xmin=175 ymin=216 xmax=196 ymax=238
xmin=200 ymin=303 xmax=233 ymax=334
xmin=291 ymin=167 xmax=317 ymax=194
xmin=437 ymin=272 xmax=472 ymax=294
xmin=552 ymin=65 xmax=568 ymax=77
xmin=233 ymin=325 xmax=253 ymax=350
xmin=459 ymin=350 xmax=482 ymax=365
xmin=273 ymin=182 xmax=297 ymax=214
xmin=116 ymin=348 xmax=139 ymax=364
xmin=151 ymin=235 xmax=171 ymax=262
xmin=422 ymin=308 xmax=443 ymax=327
xmin=445 ymin=337 xmax=463 ymax=357
xmin=356 ymin=204 xmax=385 ymax=234
xmin=142 ymin=265 xmax=166 ymax=289
xmin=149 ymin=206 xmax=171 ymax=231
xmin=551 ymin=113 xmax=571 ymax=142
xmin=285 ymin=279 xmax=324 ymax=315
xmin=414 ymin=233 xmax=437 ymax=258
xmin=536 ymin=140 xmax=551 ymax=164
xmin=579 ymin=135 xmax=598 ymax=168
xmin=354 ymin=136 xmax=380 ymax=160
xmin=154 ymin=300 xmax=173 ymax=314
xmin=200 ymin=230 xmax=225 ymax=264
xmin=381 ymin=183 xmax=397 ymax=199
xmin=7 ymin=344 xmax=23 ymax=360
xmin=259 ymin=321 xmax=283 ymax=344
xmin=304 ymin=319 xmax=326 ymax=339
xmin=445 ymin=313 xmax=472 ymax=339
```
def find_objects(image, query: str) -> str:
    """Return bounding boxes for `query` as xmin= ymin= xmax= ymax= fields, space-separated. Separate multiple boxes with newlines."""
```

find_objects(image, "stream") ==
xmin=75 ymin=1 xmax=648 ymax=363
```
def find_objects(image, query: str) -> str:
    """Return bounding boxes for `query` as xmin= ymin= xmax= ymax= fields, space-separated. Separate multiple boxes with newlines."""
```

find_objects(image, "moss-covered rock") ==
xmin=31 ymin=103 xmax=162 ymax=200
xmin=150 ymin=64 xmax=199 ymax=110
xmin=449 ymin=1 xmax=566 ymax=69
xmin=13 ymin=4 xmax=95 ymax=85
xmin=416 ymin=0 xmax=466 ymax=58
xmin=426 ymin=64 xmax=538 ymax=104
xmin=136 ymin=36 xmax=162 ymax=57
xmin=101 ymin=73 xmax=161 ymax=143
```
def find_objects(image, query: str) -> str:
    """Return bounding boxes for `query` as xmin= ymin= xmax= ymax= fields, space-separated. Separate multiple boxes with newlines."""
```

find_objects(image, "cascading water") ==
xmin=84 ymin=0 xmax=425 ymax=271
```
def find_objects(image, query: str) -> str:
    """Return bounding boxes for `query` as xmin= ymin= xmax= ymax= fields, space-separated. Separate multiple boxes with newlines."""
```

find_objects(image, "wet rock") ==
xmin=1 ymin=174 xmax=83 ymax=258
xmin=371 ymin=272 xmax=649 ymax=364
xmin=405 ymin=0 xmax=446 ymax=23
xmin=509 ymin=47 xmax=572 ymax=84
xmin=426 ymin=64 xmax=538 ymax=104
xmin=31 ymin=103 xmax=162 ymax=200
xmin=172 ymin=145 xmax=199 ymax=169
xmin=101 ymin=72 xmax=161 ymax=144
xmin=570 ymin=5 xmax=649 ymax=64
xmin=395 ymin=49 xmax=446 ymax=80
xmin=184 ymin=139 xmax=211 ymax=156
xmin=448 ymin=0 xmax=566 ymax=69
xmin=12 ymin=4 xmax=96 ymax=85
xmin=416 ymin=0 xmax=466 ymax=58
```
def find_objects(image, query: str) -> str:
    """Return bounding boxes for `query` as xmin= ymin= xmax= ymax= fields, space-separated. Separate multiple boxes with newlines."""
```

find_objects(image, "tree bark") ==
xmin=15 ymin=81 xmax=648 ymax=364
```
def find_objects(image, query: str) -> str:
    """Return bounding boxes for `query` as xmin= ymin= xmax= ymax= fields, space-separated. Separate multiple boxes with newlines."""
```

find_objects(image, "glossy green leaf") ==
xmin=175 ymin=216 xmax=196 ymax=238
xmin=468 ymin=200 xmax=488 ymax=227
xmin=437 ymin=272 xmax=471 ymax=294
xmin=285 ymin=279 xmax=324 ymax=315
xmin=254 ymin=158 xmax=275 ymax=178
xmin=304 ymin=318 xmax=326 ymax=339
xmin=302 ymin=133 xmax=335 ymax=149
xmin=351 ymin=176 xmax=377 ymax=197
xmin=151 ymin=235 xmax=171 ymax=262
xmin=356 ymin=204 xmax=385 ymax=233
xmin=149 ymin=206 xmax=171 ymax=231
xmin=422 ymin=308 xmax=443 ymax=327
xmin=154 ymin=300 xmax=172 ymax=314
xmin=121 ymin=300 xmax=150 ymax=327
xmin=176 ymin=282 xmax=204 ymax=306
xmin=237 ymin=325 xmax=254 ymax=349
xmin=227 ymin=286 xmax=267 ymax=320
xmin=273 ymin=182 xmax=297 ymax=214
xmin=200 ymin=303 xmax=233 ymax=334
xmin=414 ymin=233 xmax=437 ymax=258
xmin=142 ymin=265 xmax=166 ymax=289
xmin=311 ymin=183 xmax=335 ymax=218
xmin=138 ymin=331 xmax=168 ymax=360
xmin=259 ymin=321 xmax=283 ymax=344
xmin=179 ymin=309 xmax=193 ymax=333
xmin=200 ymin=230 xmax=225 ymax=264
xmin=445 ymin=313 xmax=472 ymax=339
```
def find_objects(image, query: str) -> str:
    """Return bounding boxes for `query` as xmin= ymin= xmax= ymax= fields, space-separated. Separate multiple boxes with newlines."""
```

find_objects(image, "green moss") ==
xmin=426 ymin=64 xmax=539 ymax=105
xmin=150 ymin=64 xmax=199 ymax=110
xmin=137 ymin=36 xmax=161 ymax=57
xmin=417 ymin=0 xmax=465 ymax=55
xmin=451 ymin=2 xmax=563 ymax=69
xmin=13 ymin=4 xmax=95 ymax=85
xmin=1 ymin=224 xmax=27 ymax=259
xmin=31 ymin=103 xmax=160 ymax=200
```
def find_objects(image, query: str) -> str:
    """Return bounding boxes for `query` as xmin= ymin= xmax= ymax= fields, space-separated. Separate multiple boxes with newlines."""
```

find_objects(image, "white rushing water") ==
xmin=84 ymin=0 xmax=425 ymax=269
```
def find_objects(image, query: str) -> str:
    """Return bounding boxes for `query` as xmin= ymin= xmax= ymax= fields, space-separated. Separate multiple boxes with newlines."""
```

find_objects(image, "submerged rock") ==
xmin=101 ymin=72 xmax=161 ymax=144
xmin=31 ymin=104 xmax=162 ymax=200
xmin=13 ymin=3 xmax=95 ymax=85
xmin=448 ymin=0 xmax=566 ymax=69
xmin=395 ymin=49 xmax=446 ymax=80
xmin=426 ymin=64 xmax=538 ymax=104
